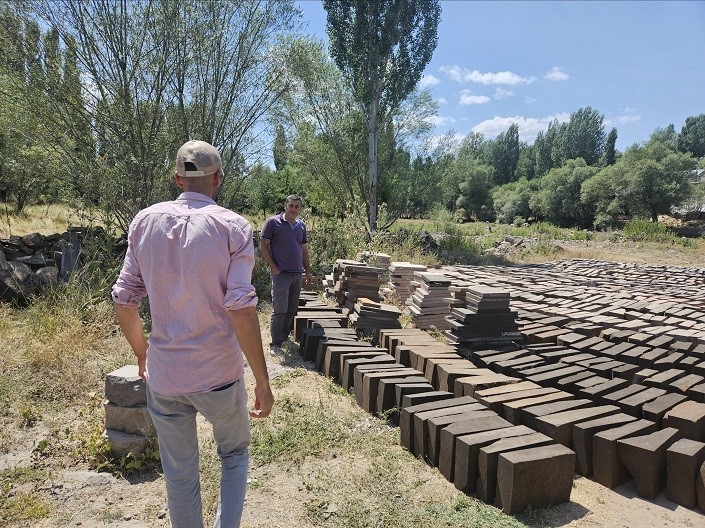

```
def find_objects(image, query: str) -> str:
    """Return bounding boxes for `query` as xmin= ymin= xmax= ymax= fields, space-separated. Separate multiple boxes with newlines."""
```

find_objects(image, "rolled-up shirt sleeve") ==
xmin=223 ymin=222 xmax=258 ymax=311
xmin=111 ymin=223 xmax=147 ymax=307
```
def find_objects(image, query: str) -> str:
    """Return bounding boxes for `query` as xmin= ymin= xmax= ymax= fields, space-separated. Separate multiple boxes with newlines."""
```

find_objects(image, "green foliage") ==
xmin=491 ymin=123 xmax=520 ymax=185
xmin=622 ymin=219 xmax=681 ymax=243
xmin=323 ymin=0 xmax=441 ymax=230
xmin=530 ymin=158 xmax=599 ymax=228
xmin=492 ymin=177 xmax=539 ymax=224
xmin=455 ymin=163 xmax=495 ymax=221
xmin=677 ymin=113 xmax=705 ymax=158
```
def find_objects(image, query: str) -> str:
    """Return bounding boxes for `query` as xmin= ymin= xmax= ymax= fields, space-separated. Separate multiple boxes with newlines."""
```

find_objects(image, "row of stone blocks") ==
xmin=103 ymin=365 xmax=156 ymax=458
xmin=300 ymin=323 xmax=577 ymax=514
xmin=468 ymin=341 xmax=705 ymax=510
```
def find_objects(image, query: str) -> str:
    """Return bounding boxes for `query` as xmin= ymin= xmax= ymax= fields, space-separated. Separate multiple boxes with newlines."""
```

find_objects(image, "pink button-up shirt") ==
xmin=112 ymin=192 xmax=258 ymax=395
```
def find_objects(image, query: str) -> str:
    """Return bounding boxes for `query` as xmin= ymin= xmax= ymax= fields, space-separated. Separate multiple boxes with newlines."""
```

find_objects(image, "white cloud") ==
xmin=616 ymin=107 xmax=641 ymax=123
xmin=545 ymin=67 xmax=569 ymax=81
xmin=525 ymin=96 xmax=537 ymax=104
xmin=437 ymin=97 xmax=447 ymax=104
xmin=459 ymin=90 xmax=491 ymax=105
xmin=425 ymin=115 xmax=455 ymax=126
xmin=472 ymin=113 xmax=570 ymax=143
xmin=440 ymin=65 xmax=536 ymax=85
xmin=494 ymin=88 xmax=514 ymax=100
xmin=422 ymin=133 xmax=465 ymax=153
xmin=419 ymin=74 xmax=440 ymax=88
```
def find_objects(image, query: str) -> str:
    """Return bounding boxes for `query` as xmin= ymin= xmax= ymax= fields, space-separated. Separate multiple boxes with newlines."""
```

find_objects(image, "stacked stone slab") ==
xmin=405 ymin=271 xmax=452 ymax=330
xmin=444 ymin=286 xmax=520 ymax=353
xmin=348 ymin=298 xmax=402 ymax=344
xmin=355 ymin=251 xmax=391 ymax=270
xmin=332 ymin=262 xmax=386 ymax=308
xmin=104 ymin=365 xmax=156 ymax=458
xmin=388 ymin=261 xmax=427 ymax=302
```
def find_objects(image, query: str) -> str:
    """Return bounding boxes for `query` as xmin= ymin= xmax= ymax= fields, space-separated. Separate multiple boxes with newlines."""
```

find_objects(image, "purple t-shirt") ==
xmin=261 ymin=212 xmax=307 ymax=273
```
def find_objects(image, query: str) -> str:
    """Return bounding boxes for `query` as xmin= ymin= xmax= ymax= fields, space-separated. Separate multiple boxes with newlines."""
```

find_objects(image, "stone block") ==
xmin=502 ymin=391 xmax=574 ymax=425
xmin=356 ymin=368 xmax=417 ymax=412
xmin=453 ymin=425 xmax=533 ymax=493
xmin=425 ymin=410 xmax=496 ymax=466
xmin=400 ymin=390 xmax=454 ymax=410
xmin=341 ymin=355 xmax=396 ymax=390
xmin=572 ymin=413 xmax=637 ymax=476
xmin=663 ymin=401 xmax=705 ymax=441
xmin=618 ymin=387 xmax=667 ymax=417
xmin=534 ymin=405 xmax=620 ymax=448
xmin=104 ymin=401 xmax=155 ymax=436
xmin=577 ymin=378 xmax=629 ymax=401
xmin=641 ymin=393 xmax=688 ymax=427
xmin=410 ymin=402 xmax=484 ymax=457
xmin=666 ymin=438 xmax=705 ymax=508
xmin=617 ymin=427 xmax=681 ymax=499
xmin=104 ymin=428 xmax=149 ymax=458
xmin=323 ymin=346 xmax=385 ymax=380
xmin=495 ymin=444 xmax=576 ymax=514
xmin=697 ymin=460 xmax=705 ymax=512
xmin=477 ymin=433 xmax=555 ymax=504
xmin=453 ymin=374 xmax=518 ymax=398
xmin=593 ymin=419 xmax=659 ymax=488
xmin=375 ymin=375 xmax=428 ymax=414
xmin=399 ymin=395 xmax=475 ymax=451
xmin=438 ymin=414 xmax=512 ymax=481
xmin=521 ymin=399 xmax=593 ymax=430
xmin=105 ymin=365 xmax=146 ymax=408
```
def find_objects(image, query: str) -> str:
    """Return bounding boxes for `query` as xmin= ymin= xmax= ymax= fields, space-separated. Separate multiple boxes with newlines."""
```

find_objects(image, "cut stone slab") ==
xmin=577 ymin=378 xmax=629 ymax=401
xmin=436 ymin=366 xmax=489 ymax=393
xmin=477 ymin=387 xmax=559 ymax=413
xmin=502 ymin=391 xmax=574 ymax=425
xmin=356 ymin=368 xmax=418 ymax=412
xmin=105 ymin=365 xmax=146 ymax=408
xmin=453 ymin=425 xmax=534 ymax=493
xmin=534 ymin=405 xmax=620 ymax=448
xmin=663 ymin=401 xmax=705 ymax=441
xmin=670 ymin=374 xmax=705 ymax=394
xmin=618 ymin=387 xmax=667 ymax=416
xmin=521 ymin=399 xmax=593 ymax=430
xmin=438 ymin=414 xmax=513 ymax=481
xmin=601 ymin=384 xmax=648 ymax=405
xmin=644 ymin=368 xmax=688 ymax=389
xmin=453 ymin=374 xmax=518 ymax=398
xmin=401 ymin=390 xmax=454 ymax=410
xmin=697 ymin=460 xmax=705 ymax=512
xmin=375 ymin=375 xmax=428 ymax=414
xmin=335 ymin=350 xmax=392 ymax=382
xmin=411 ymin=403 xmax=485 ymax=457
xmin=426 ymin=410 xmax=497 ymax=466
xmin=473 ymin=380 xmax=540 ymax=399
xmin=341 ymin=356 xmax=396 ymax=390
xmin=642 ymin=393 xmax=688 ymax=427
xmin=526 ymin=365 xmax=586 ymax=387
xmin=593 ymin=419 xmax=659 ymax=488
xmin=399 ymin=396 xmax=476 ymax=451
xmin=323 ymin=345 xmax=386 ymax=380
xmin=556 ymin=371 xmax=598 ymax=394
xmin=476 ymin=432 xmax=555 ymax=503
xmin=495 ymin=444 xmax=576 ymax=514
xmin=666 ymin=438 xmax=705 ymax=508
xmin=689 ymin=383 xmax=705 ymax=404
xmin=573 ymin=413 xmax=637 ymax=476
xmin=617 ymin=427 xmax=682 ymax=500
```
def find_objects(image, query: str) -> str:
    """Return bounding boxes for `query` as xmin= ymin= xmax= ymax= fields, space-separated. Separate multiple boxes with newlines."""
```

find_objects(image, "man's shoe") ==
xmin=269 ymin=346 xmax=281 ymax=356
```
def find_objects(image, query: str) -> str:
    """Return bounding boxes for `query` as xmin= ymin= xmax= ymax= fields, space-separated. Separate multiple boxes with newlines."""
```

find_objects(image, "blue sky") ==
xmin=296 ymin=0 xmax=705 ymax=151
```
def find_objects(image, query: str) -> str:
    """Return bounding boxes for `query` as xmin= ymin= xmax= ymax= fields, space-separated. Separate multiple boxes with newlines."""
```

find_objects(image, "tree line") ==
xmin=1 ymin=0 xmax=703 ymax=234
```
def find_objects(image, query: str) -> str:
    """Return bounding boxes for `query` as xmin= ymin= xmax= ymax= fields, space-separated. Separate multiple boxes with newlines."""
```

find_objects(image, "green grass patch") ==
xmin=622 ymin=219 xmax=693 ymax=246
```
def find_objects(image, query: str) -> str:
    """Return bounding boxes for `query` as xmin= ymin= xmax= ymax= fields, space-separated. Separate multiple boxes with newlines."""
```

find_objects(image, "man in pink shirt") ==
xmin=112 ymin=140 xmax=273 ymax=528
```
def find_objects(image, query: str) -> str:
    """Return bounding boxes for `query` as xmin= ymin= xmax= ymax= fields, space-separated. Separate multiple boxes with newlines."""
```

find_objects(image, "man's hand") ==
xmin=305 ymin=271 xmax=313 ymax=284
xmin=250 ymin=381 xmax=274 ymax=418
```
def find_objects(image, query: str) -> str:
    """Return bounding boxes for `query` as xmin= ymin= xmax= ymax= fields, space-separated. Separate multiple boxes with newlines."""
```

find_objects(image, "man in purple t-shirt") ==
xmin=260 ymin=195 xmax=313 ymax=355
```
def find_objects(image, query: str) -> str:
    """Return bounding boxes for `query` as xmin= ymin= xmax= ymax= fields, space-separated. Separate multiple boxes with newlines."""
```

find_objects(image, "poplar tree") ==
xmin=323 ymin=0 xmax=441 ymax=232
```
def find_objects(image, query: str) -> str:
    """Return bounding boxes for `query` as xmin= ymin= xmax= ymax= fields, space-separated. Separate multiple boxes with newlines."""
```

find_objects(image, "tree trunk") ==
xmin=368 ymin=99 xmax=379 ymax=233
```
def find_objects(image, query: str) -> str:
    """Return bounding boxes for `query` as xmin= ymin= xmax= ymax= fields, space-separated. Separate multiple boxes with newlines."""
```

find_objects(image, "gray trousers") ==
xmin=147 ymin=380 xmax=251 ymax=528
xmin=269 ymin=271 xmax=302 ymax=346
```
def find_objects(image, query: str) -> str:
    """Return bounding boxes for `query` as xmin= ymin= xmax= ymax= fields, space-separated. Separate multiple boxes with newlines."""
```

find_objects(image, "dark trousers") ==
xmin=269 ymin=271 xmax=302 ymax=346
